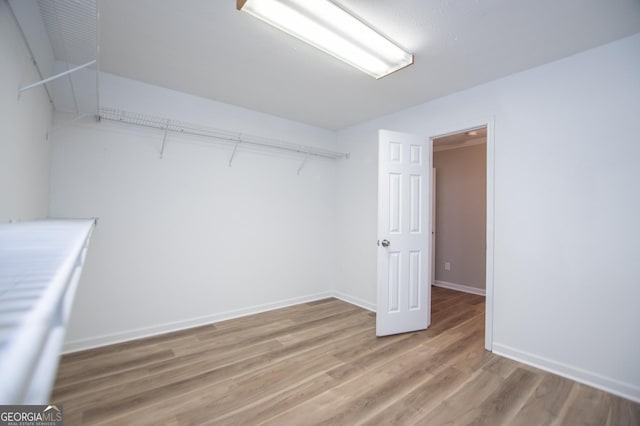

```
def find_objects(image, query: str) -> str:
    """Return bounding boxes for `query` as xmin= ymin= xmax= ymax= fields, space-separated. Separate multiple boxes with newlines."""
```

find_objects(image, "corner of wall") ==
xmin=0 ymin=0 xmax=53 ymax=222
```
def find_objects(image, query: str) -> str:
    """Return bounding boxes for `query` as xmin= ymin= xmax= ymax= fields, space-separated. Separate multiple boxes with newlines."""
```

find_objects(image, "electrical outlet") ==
xmin=444 ymin=262 xmax=451 ymax=271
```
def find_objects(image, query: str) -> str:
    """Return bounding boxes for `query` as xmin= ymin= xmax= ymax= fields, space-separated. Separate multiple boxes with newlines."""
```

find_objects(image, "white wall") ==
xmin=335 ymin=33 xmax=640 ymax=401
xmin=49 ymin=72 xmax=341 ymax=351
xmin=0 ymin=1 xmax=53 ymax=222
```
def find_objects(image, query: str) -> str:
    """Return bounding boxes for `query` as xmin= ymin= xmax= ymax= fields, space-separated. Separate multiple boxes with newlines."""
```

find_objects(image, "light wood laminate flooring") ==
xmin=52 ymin=287 xmax=639 ymax=425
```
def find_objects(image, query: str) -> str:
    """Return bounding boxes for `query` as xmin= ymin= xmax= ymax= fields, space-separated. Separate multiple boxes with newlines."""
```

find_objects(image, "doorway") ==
xmin=375 ymin=121 xmax=494 ymax=351
xmin=429 ymin=119 xmax=494 ymax=351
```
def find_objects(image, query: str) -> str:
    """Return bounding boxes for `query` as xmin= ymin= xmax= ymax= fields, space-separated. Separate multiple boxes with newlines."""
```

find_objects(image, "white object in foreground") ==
xmin=0 ymin=219 xmax=95 ymax=404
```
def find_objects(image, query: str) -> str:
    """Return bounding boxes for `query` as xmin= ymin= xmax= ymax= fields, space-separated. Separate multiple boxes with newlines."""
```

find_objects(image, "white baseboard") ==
xmin=434 ymin=280 xmax=486 ymax=296
xmin=63 ymin=291 xmax=333 ymax=353
xmin=333 ymin=290 xmax=376 ymax=312
xmin=493 ymin=343 xmax=640 ymax=403
xmin=63 ymin=290 xmax=640 ymax=405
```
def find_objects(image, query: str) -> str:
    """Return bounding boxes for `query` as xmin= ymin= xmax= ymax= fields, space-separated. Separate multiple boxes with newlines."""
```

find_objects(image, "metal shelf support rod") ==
xmin=19 ymin=60 xmax=96 ymax=95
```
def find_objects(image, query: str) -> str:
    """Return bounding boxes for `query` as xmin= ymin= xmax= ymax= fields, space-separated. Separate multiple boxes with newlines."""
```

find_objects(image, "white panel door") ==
xmin=377 ymin=129 xmax=431 ymax=336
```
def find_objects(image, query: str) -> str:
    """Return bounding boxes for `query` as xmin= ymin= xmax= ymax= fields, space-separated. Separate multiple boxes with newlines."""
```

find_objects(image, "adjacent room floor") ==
xmin=53 ymin=287 xmax=639 ymax=425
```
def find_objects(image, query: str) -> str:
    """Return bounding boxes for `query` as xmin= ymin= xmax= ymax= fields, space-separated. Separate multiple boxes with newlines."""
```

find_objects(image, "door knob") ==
xmin=381 ymin=239 xmax=390 ymax=247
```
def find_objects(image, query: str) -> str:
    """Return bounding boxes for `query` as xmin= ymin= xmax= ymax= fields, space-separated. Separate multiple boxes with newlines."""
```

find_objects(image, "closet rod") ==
xmin=97 ymin=108 xmax=349 ymax=160
xmin=18 ymin=60 xmax=96 ymax=95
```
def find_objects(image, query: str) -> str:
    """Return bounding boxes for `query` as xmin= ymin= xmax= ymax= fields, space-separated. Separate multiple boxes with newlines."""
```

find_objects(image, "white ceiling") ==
xmin=96 ymin=0 xmax=640 ymax=130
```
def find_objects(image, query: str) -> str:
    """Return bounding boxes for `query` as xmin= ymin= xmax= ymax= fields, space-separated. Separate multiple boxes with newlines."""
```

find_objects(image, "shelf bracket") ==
xmin=160 ymin=121 xmax=170 ymax=159
xmin=228 ymin=134 xmax=241 ymax=167
xmin=297 ymin=152 xmax=309 ymax=175
xmin=18 ymin=60 xmax=96 ymax=96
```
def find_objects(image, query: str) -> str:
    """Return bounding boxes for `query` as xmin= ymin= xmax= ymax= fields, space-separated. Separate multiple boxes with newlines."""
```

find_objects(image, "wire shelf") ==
xmin=37 ymin=0 xmax=97 ymax=67
xmin=0 ymin=220 xmax=95 ymax=404
xmin=12 ymin=0 xmax=99 ymax=111
xmin=98 ymin=107 xmax=350 ymax=160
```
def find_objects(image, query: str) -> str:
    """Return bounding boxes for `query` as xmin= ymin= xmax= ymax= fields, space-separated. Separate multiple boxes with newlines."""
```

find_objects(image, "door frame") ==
xmin=428 ymin=116 xmax=495 ymax=351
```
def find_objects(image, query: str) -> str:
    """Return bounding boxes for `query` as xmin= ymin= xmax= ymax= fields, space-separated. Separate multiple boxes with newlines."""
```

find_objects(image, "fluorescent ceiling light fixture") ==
xmin=237 ymin=0 xmax=414 ymax=79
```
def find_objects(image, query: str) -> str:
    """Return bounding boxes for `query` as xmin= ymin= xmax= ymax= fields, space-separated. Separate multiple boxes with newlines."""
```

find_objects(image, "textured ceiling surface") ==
xmin=97 ymin=0 xmax=640 ymax=130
